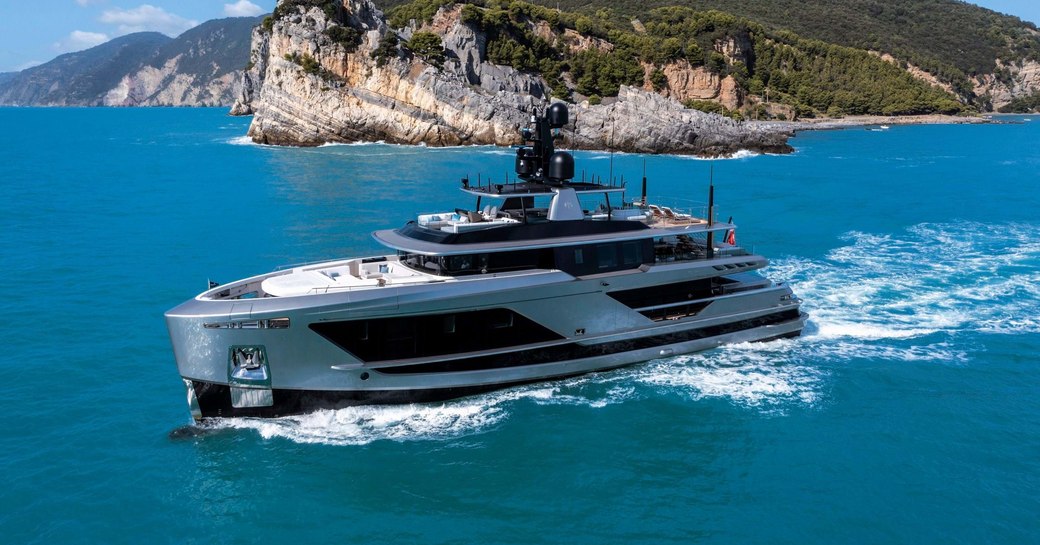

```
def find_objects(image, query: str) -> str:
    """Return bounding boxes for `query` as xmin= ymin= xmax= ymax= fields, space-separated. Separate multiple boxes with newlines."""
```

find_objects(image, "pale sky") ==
xmin=0 ymin=1 xmax=1036 ymax=73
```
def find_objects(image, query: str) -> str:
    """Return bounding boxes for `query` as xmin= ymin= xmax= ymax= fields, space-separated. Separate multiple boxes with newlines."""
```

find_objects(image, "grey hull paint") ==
xmin=185 ymin=314 xmax=804 ymax=418
xmin=167 ymin=255 xmax=803 ymax=418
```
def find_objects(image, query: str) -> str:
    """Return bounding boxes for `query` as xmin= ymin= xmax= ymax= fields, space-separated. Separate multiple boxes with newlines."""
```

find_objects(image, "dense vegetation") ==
xmin=378 ymin=0 xmax=1040 ymax=104
xmin=997 ymin=92 xmax=1040 ymax=113
xmin=324 ymin=26 xmax=363 ymax=52
xmin=549 ymin=0 xmax=1040 ymax=100
xmin=388 ymin=0 xmax=455 ymax=28
xmin=387 ymin=0 xmax=964 ymax=117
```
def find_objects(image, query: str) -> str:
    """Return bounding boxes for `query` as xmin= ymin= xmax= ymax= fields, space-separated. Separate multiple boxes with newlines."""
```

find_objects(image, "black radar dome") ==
xmin=548 ymin=151 xmax=574 ymax=181
xmin=547 ymin=103 xmax=568 ymax=128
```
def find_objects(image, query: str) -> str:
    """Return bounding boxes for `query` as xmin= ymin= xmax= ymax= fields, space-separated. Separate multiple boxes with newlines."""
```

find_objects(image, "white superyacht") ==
xmin=166 ymin=103 xmax=804 ymax=419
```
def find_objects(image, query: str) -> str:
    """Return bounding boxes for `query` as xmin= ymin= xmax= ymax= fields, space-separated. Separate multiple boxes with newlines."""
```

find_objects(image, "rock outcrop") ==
xmin=645 ymin=59 xmax=743 ymax=110
xmin=973 ymin=59 xmax=1040 ymax=110
xmin=568 ymin=87 xmax=790 ymax=155
xmin=241 ymin=0 xmax=539 ymax=147
xmin=238 ymin=0 xmax=793 ymax=155
xmin=103 ymin=58 xmax=242 ymax=107
xmin=870 ymin=50 xmax=1040 ymax=110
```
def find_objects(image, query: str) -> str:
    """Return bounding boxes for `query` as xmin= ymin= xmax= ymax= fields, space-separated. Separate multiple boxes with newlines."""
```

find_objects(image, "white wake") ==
xmin=212 ymin=221 xmax=1040 ymax=444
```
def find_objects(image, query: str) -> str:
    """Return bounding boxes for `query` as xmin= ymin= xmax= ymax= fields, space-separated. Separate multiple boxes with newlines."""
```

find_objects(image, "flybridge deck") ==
xmin=373 ymin=208 xmax=734 ymax=256
xmin=459 ymin=179 xmax=627 ymax=197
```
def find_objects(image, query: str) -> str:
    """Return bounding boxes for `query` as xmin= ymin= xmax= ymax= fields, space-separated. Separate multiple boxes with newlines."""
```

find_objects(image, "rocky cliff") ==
xmin=237 ymin=0 xmax=793 ymax=155
xmin=0 ymin=17 xmax=260 ymax=107
xmin=973 ymin=59 xmax=1040 ymax=110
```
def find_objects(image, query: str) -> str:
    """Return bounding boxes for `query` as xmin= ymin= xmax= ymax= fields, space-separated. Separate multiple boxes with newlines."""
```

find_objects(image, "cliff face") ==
xmin=644 ymin=60 xmax=743 ymax=110
xmin=0 ymin=17 xmax=259 ymax=107
xmin=103 ymin=59 xmax=242 ymax=107
xmin=239 ymin=0 xmax=792 ymax=155
xmin=569 ymin=87 xmax=790 ymax=155
xmin=973 ymin=59 xmax=1040 ymax=110
xmin=105 ymin=16 xmax=261 ymax=106
xmin=242 ymin=1 xmax=538 ymax=146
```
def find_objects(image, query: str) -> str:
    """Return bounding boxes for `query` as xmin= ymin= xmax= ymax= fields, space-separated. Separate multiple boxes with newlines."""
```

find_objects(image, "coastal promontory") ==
xmin=235 ymin=0 xmax=797 ymax=155
xmin=237 ymin=0 xmax=1040 ymax=154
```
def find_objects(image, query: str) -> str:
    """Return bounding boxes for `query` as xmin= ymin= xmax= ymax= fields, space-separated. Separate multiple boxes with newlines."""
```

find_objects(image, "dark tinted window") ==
xmin=554 ymin=240 xmax=653 ymax=276
xmin=309 ymin=308 xmax=564 ymax=362
xmin=597 ymin=244 xmax=618 ymax=269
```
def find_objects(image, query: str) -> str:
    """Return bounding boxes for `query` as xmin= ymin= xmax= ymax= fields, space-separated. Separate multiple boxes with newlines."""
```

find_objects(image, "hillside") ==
xmin=539 ymin=0 xmax=1040 ymax=107
xmin=0 ymin=17 xmax=262 ymax=106
xmin=0 ymin=33 xmax=171 ymax=105
xmin=384 ymin=0 xmax=963 ymax=119
xmin=377 ymin=0 xmax=1040 ymax=110
xmin=150 ymin=17 xmax=259 ymax=81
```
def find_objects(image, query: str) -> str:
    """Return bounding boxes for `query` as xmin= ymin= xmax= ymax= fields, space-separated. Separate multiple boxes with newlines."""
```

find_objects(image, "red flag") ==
xmin=725 ymin=229 xmax=736 ymax=245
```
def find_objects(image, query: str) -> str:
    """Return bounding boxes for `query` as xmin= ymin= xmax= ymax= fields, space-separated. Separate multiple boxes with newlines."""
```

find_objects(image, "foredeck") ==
xmin=257 ymin=256 xmax=448 ymax=297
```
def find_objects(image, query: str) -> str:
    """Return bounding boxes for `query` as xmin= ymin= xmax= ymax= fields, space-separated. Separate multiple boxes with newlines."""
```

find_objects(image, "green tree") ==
xmin=372 ymin=32 xmax=400 ymax=68
xmin=407 ymin=31 xmax=446 ymax=68
xmin=325 ymin=26 xmax=362 ymax=52
xmin=650 ymin=68 xmax=668 ymax=91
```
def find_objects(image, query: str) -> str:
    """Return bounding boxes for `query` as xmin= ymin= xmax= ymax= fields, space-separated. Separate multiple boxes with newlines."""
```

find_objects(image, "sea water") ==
xmin=0 ymin=108 xmax=1038 ymax=544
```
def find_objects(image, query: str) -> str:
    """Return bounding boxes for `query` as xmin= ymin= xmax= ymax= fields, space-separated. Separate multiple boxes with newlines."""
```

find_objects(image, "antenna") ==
xmin=708 ymin=162 xmax=715 ymax=225
xmin=640 ymin=158 xmax=647 ymax=205
xmin=706 ymin=163 xmax=716 ymax=259
xmin=608 ymin=119 xmax=615 ymax=185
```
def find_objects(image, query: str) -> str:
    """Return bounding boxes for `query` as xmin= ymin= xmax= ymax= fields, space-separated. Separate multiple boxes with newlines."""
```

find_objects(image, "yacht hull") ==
xmin=189 ymin=320 xmax=802 ymax=418
xmin=168 ymin=263 xmax=804 ymax=419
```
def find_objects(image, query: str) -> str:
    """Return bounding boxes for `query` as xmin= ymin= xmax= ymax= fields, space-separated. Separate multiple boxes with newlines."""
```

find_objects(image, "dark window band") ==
xmin=375 ymin=309 xmax=801 ymax=375
xmin=309 ymin=308 xmax=564 ymax=362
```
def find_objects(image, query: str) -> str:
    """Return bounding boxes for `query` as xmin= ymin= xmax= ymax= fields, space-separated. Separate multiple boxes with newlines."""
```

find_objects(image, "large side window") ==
xmin=554 ymin=241 xmax=650 ymax=276
xmin=621 ymin=241 xmax=642 ymax=266
xmin=309 ymin=308 xmax=564 ymax=362
xmin=596 ymin=244 xmax=618 ymax=269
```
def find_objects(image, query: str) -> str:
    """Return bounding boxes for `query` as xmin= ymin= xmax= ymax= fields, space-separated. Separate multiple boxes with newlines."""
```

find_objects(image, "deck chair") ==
xmin=661 ymin=206 xmax=693 ymax=222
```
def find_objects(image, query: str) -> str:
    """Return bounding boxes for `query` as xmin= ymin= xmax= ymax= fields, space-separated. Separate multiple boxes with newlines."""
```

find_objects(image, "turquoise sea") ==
xmin=1 ymin=108 xmax=1038 ymax=543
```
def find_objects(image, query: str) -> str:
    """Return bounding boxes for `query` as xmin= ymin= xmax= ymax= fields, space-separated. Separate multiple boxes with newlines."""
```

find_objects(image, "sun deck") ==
xmin=255 ymin=256 xmax=451 ymax=297
xmin=377 ymin=206 xmax=731 ymax=256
